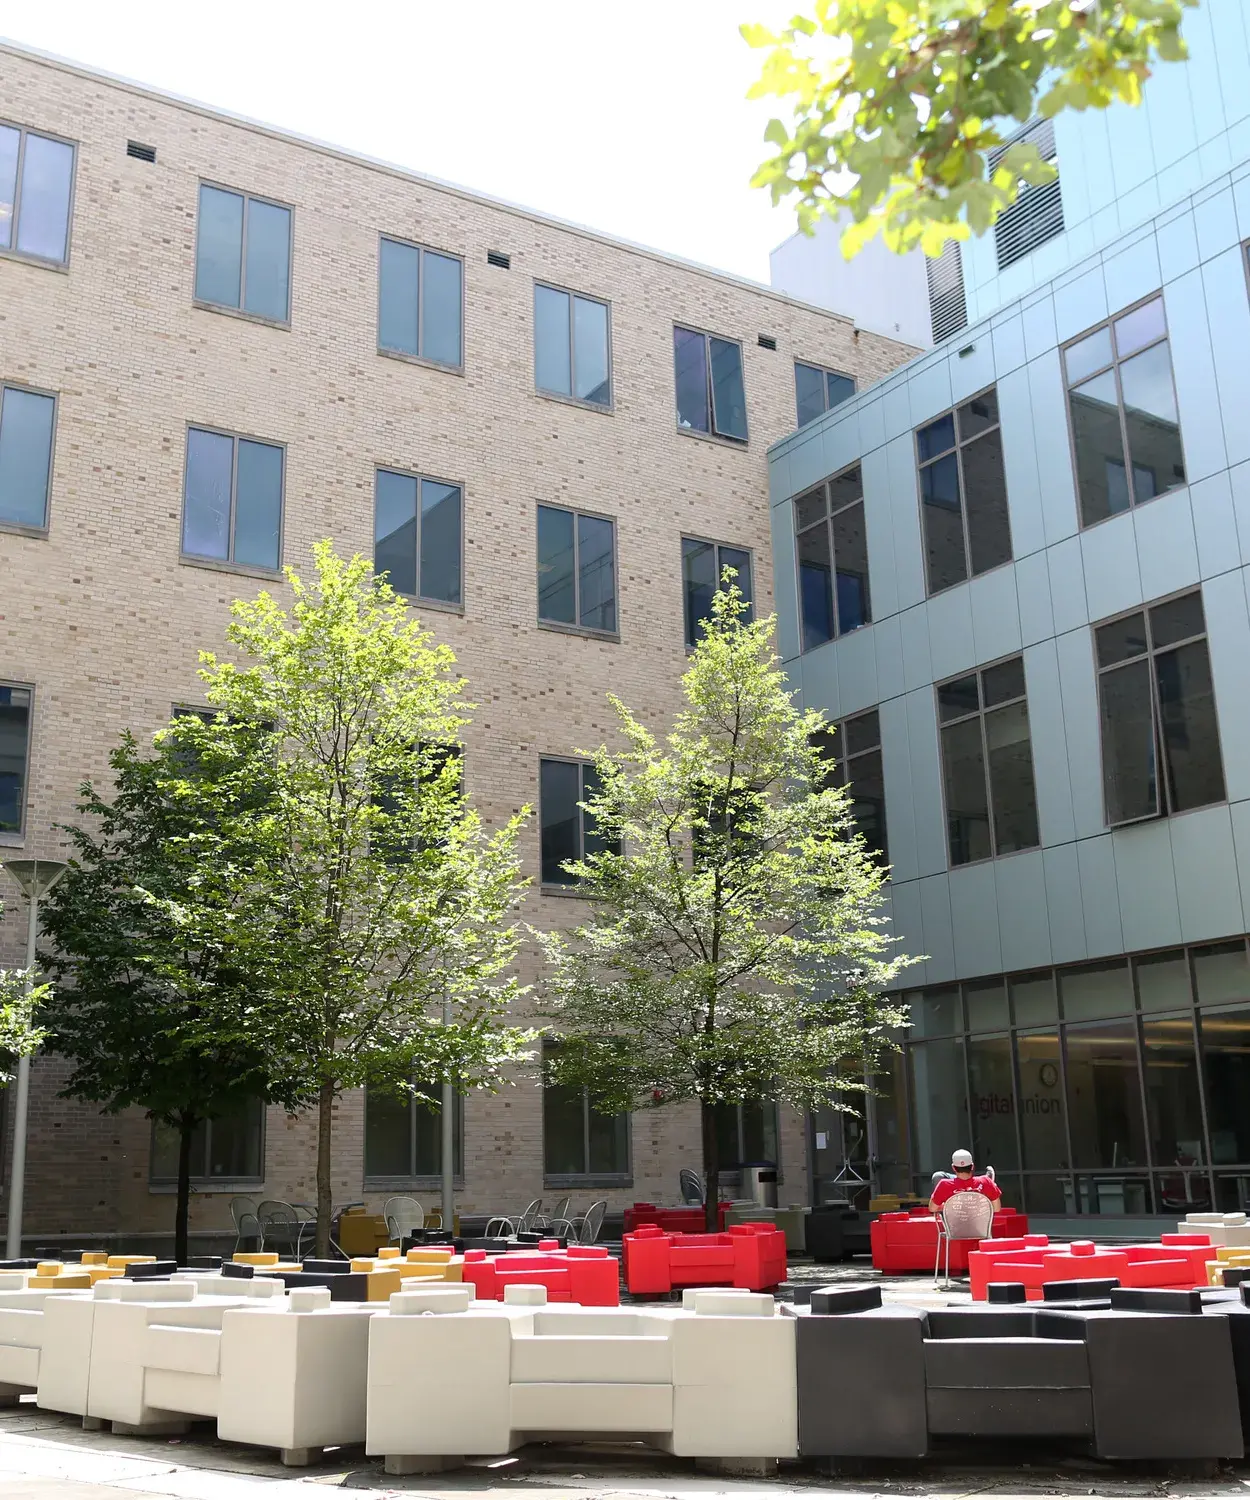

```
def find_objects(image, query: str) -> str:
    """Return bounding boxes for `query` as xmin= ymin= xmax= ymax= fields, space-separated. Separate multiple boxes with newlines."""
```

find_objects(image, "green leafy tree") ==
xmin=189 ymin=542 xmax=534 ymax=1255
xmin=0 ymin=901 xmax=47 ymax=1081
xmin=38 ymin=724 xmax=304 ymax=1264
xmin=539 ymin=582 xmax=916 ymax=1228
xmin=745 ymin=0 xmax=1194 ymax=257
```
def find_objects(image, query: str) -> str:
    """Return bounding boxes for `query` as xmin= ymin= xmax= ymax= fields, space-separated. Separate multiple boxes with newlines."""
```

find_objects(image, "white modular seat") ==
xmin=1180 ymin=1212 xmax=1250 ymax=1247
xmin=365 ymin=1284 xmax=797 ymax=1470
xmin=0 ymin=1286 xmax=93 ymax=1403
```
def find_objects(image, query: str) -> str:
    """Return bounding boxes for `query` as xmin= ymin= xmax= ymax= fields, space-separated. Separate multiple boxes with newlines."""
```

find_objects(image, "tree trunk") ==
xmin=315 ymin=1077 xmax=335 ymax=1259
xmin=174 ymin=1115 xmax=195 ymax=1267
xmin=701 ymin=1099 xmax=720 ymax=1233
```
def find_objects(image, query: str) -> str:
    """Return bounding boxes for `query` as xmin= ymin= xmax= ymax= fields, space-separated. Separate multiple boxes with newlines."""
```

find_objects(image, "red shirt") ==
xmin=931 ymin=1174 xmax=1001 ymax=1208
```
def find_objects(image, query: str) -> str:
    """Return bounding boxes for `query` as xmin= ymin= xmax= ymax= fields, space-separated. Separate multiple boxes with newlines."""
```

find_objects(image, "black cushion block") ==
xmin=809 ymin=1283 xmax=882 ymax=1315
xmin=924 ymin=1335 xmax=1089 ymax=1389
xmin=1222 ymin=1267 xmax=1250 ymax=1288
xmin=1079 ymin=1310 xmax=1243 ymax=1459
xmin=987 ymin=1282 xmax=1027 ymax=1303
xmin=927 ymin=1308 xmax=1037 ymax=1340
xmin=0 ymin=1260 xmax=40 ymax=1270
xmin=221 ymin=1260 xmax=255 ymax=1278
xmin=185 ymin=1256 xmax=221 ymax=1269
xmin=126 ymin=1260 xmax=177 ymax=1279
xmin=1044 ymin=1277 xmax=1119 ymax=1301
xmin=780 ymin=1282 xmax=814 ymax=1307
xmin=277 ymin=1270 xmax=369 ymax=1301
xmin=927 ymin=1386 xmax=1093 ymax=1437
xmin=302 ymin=1258 xmax=351 ymax=1274
xmin=1109 ymin=1286 xmax=1203 ymax=1314
xmin=795 ymin=1305 xmax=928 ymax=1458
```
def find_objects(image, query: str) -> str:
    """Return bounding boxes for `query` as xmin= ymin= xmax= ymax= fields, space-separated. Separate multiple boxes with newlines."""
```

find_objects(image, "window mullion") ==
xmin=570 ymin=511 xmax=581 ymax=627
xmin=1110 ymin=352 xmax=1137 ymax=509
xmin=954 ymin=437 xmax=972 ymax=578
xmin=415 ymin=247 xmax=425 ymax=363
xmin=1149 ymin=644 xmax=1172 ymax=817
xmin=705 ymin=335 xmax=718 ymax=436
xmin=568 ymin=295 xmax=578 ymax=396
xmin=239 ymin=195 xmax=250 ymax=309
xmin=827 ymin=515 xmax=839 ymax=636
xmin=981 ymin=700 xmax=996 ymax=858
xmin=228 ymin=435 xmax=240 ymax=563
xmin=413 ymin=477 xmax=423 ymax=594
xmin=11 ymin=129 xmax=26 ymax=245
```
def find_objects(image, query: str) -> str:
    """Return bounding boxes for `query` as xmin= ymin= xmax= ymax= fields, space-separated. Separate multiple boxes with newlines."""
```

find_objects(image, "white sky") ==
xmin=4 ymin=0 xmax=803 ymax=283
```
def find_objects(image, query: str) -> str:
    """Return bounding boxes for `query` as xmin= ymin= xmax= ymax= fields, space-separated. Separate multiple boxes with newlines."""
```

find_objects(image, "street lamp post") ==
xmin=2 ymin=859 xmax=68 ymax=1259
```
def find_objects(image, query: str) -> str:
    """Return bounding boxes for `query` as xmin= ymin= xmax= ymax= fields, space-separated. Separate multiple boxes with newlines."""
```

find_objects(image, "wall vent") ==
xmin=757 ymin=334 xmax=777 ymax=351
xmin=126 ymin=141 xmax=157 ymax=163
xmin=486 ymin=250 xmax=511 ymax=269
xmin=989 ymin=117 xmax=1064 ymax=271
xmin=926 ymin=241 xmax=968 ymax=344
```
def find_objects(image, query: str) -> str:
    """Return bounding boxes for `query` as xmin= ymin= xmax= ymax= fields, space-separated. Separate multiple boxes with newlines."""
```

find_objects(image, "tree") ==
xmin=0 ymin=903 xmax=47 ymax=1082
xmin=188 ymin=542 xmax=534 ymax=1256
xmin=538 ymin=581 xmax=916 ymax=1228
xmin=745 ymin=0 xmax=1194 ymax=257
xmin=38 ymin=723 xmax=304 ymax=1265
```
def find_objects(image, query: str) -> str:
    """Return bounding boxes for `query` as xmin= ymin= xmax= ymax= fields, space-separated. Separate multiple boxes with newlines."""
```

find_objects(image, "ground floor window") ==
xmin=364 ymin=1083 xmax=462 ymax=1182
xmin=872 ymin=938 xmax=1250 ymax=1215
xmin=541 ymin=1044 xmax=631 ymax=1182
xmin=712 ymin=1101 xmax=779 ymax=1170
xmin=150 ymin=1097 xmax=265 ymax=1185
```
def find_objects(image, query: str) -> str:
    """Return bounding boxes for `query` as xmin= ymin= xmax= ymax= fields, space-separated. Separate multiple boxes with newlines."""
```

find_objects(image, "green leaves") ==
xmin=538 ymin=576 xmax=918 ymax=1136
xmin=744 ymin=0 xmax=1195 ymax=257
xmin=0 ymin=923 xmax=46 ymax=1084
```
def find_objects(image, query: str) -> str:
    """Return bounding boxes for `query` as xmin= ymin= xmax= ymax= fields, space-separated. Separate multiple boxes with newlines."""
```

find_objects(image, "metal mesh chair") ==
xmin=229 ymin=1196 xmax=260 ymax=1253
xmin=383 ymin=1195 xmax=424 ymax=1242
xmin=257 ymin=1199 xmax=314 ymax=1259
xmin=934 ymin=1190 xmax=996 ymax=1287
xmin=562 ymin=1199 xmax=607 ymax=1245
xmin=485 ymin=1198 xmax=542 ymax=1238
xmin=679 ymin=1168 xmax=705 ymax=1205
xmin=534 ymin=1196 xmax=570 ymax=1233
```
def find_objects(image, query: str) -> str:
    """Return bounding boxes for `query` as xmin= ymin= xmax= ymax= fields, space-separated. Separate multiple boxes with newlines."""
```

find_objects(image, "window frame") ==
xmin=1061 ymin=291 xmax=1186 ymax=531
xmin=192 ymin=180 xmax=294 ymax=329
xmin=793 ymin=360 xmax=856 ymax=427
xmin=362 ymin=1083 xmax=465 ymax=1190
xmin=539 ymin=755 xmax=614 ymax=893
xmin=935 ymin=652 xmax=1040 ymax=868
xmin=541 ymin=1041 xmax=632 ymax=1187
xmin=0 ymin=680 xmax=34 ymax=844
xmin=915 ymin=384 xmax=1012 ymax=597
xmin=535 ymin=502 xmax=619 ymax=640
xmin=0 ymin=381 xmax=58 ymax=538
xmin=180 ymin=422 xmax=286 ymax=578
xmin=815 ymin=707 xmax=888 ymax=864
xmin=793 ymin=464 xmax=872 ymax=651
xmin=1093 ymin=588 xmax=1227 ymax=829
xmin=376 ymin=232 xmax=466 ymax=374
xmin=532 ymin=279 xmax=614 ymax=412
xmin=372 ymin=465 xmax=466 ymax=613
xmin=147 ymin=1103 xmax=267 ymax=1192
xmin=0 ymin=120 xmax=77 ymax=270
xmin=680 ymin=534 xmax=754 ymax=649
xmin=672 ymin=323 xmax=749 ymax=446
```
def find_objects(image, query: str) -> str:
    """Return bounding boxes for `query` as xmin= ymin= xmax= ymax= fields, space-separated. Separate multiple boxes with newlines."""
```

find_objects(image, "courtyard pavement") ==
xmin=3 ymin=1262 xmax=1244 ymax=1499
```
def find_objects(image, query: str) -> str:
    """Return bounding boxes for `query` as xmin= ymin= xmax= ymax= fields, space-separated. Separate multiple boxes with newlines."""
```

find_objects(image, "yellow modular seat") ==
xmin=362 ymin=1269 xmax=403 ymax=1301
xmin=377 ymin=1246 xmax=400 ymax=1260
xmin=30 ymin=1266 xmax=92 ymax=1289
xmin=105 ymin=1254 xmax=155 ymax=1268
xmin=1217 ymin=1247 xmax=1250 ymax=1263
xmin=233 ymin=1251 xmax=280 ymax=1266
xmin=85 ymin=1266 xmax=122 ymax=1284
xmin=81 ymin=1252 xmax=110 ymax=1265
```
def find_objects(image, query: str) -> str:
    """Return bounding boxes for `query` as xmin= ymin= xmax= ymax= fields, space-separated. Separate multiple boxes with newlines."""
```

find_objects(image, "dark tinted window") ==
xmin=917 ymin=389 xmax=1012 ymax=595
xmin=682 ymin=537 xmax=753 ymax=647
xmin=537 ymin=505 xmax=616 ymax=634
xmin=0 ymin=386 xmax=55 ymax=528
xmin=675 ymin=327 xmax=747 ymax=441
xmin=374 ymin=470 xmax=462 ymax=605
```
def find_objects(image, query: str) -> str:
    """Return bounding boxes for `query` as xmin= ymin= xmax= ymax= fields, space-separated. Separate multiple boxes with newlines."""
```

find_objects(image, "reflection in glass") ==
xmin=921 ymin=451 xmax=967 ymax=594
xmin=422 ymin=251 xmax=463 ymax=367
xmin=537 ymin=505 xmax=576 ymax=624
xmin=963 ymin=428 xmax=1012 ymax=575
xmin=0 ymin=685 xmax=31 ymax=834
xmin=1099 ymin=657 xmax=1158 ymax=823
xmin=831 ymin=501 xmax=871 ymax=633
xmin=378 ymin=238 xmax=419 ymax=355
xmin=0 ymin=126 xmax=19 ymax=250
xmin=1114 ymin=298 xmax=1167 ymax=358
xmin=420 ymin=481 xmax=462 ymax=604
xmin=909 ymin=1037 xmax=967 ymax=1175
xmin=1135 ymin=951 xmax=1191 ymax=1013
xmin=1016 ymin=1030 xmax=1068 ymax=1169
xmin=1195 ymin=944 xmax=1250 ymax=1009
xmin=966 ymin=979 xmax=1008 ymax=1033
xmin=1060 ymin=961 xmax=1133 ymax=1022
xmin=674 ymin=328 xmax=709 ymax=432
xmin=195 ymin=185 xmax=244 ymax=309
xmin=573 ymin=295 xmax=610 ymax=404
xmin=374 ymin=471 xmax=418 ymax=597
xmin=908 ymin=987 xmax=961 ymax=1037
xmin=1143 ymin=1014 xmax=1207 ymax=1209
xmin=183 ymin=428 xmax=234 ymax=560
xmin=797 ymin=522 xmax=834 ymax=650
xmin=540 ymin=759 xmax=581 ymax=884
xmin=1011 ymin=974 xmax=1057 ymax=1027
xmin=1070 ymin=368 xmax=1125 ymax=526
xmin=0 ymin=387 xmax=55 ymax=528
xmin=577 ymin=513 xmax=616 ymax=632
xmin=243 ymin=199 xmax=290 ymax=322
xmin=1155 ymin=640 xmax=1225 ymax=812
xmin=709 ymin=337 xmax=747 ymax=440
xmin=15 ymin=134 xmax=73 ymax=263
xmin=683 ymin=538 xmax=717 ymax=647
xmin=1065 ymin=1018 xmax=1148 ymax=1168
xmin=795 ymin=363 xmax=826 ymax=427
xmin=1065 ymin=326 xmax=1113 ymax=385
xmin=986 ymin=699 xmax=1039 ymax=854
xmin=1202 ymin=1006 xmax=1250 ymax=1164
xmin=535 ymin=285 xmax=572 ymax=396
xmin=969 ymin=1034 xmax=1019 ymax=1168
xmin=1120 ymin=342 xmax=1184 ymax=496
xmin=941 ymin=715 xmax=991 ymax=864
xmin=233 ymin=439 xmax=282 ymax=571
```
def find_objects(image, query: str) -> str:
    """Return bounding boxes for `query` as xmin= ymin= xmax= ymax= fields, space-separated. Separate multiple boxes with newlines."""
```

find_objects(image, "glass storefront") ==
xmin=876 ymin=937 xmax=1250 ymax=1215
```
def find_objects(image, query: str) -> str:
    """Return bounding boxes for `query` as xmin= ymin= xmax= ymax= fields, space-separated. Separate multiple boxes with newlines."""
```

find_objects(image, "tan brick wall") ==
xmin=0 ymin=44 xmax=915 ymax=1245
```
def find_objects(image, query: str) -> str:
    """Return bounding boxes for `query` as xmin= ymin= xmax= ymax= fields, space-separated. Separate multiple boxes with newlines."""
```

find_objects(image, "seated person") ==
xmin=929 ymin=1149 xmax=1001 ymax=1216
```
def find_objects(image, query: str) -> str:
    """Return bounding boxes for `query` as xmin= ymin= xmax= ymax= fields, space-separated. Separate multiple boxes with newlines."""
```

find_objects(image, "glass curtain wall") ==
xmin=877 ymin=939 xmax=1250 ymax=1215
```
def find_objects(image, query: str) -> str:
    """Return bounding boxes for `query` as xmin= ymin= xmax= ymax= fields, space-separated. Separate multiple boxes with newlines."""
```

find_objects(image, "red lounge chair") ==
xmin=870 ymin=1206 xmax=1029 ymax=1274
xmin=622 ymin=1202 xmax=730 ymax=1234
xmin=622 ymin=1222 xmax=787 ymax=1295
xmin=459 ymin=1241 xmax=620 ymax=1306
xmin=968 ymin=1234 xmax=1216 ymax=1300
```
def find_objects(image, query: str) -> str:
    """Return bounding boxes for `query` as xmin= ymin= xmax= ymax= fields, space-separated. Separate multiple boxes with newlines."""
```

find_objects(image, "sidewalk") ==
xmin=0 ymin=1402 xmax=1248 ymax=1500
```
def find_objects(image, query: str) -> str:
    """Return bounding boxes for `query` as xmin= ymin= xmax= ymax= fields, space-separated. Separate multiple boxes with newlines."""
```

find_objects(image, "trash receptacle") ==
xmin=742 ymin=1162 xmax=778 ymax=1210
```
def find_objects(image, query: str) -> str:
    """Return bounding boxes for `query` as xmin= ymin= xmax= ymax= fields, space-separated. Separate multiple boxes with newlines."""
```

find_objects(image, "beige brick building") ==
xmin=0 ymin=41 xmax=915 ymax=1251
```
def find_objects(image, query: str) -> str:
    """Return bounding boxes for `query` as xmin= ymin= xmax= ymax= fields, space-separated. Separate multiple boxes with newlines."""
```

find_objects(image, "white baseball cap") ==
xmin=951 ymin=1149 xmax=974 ymax=1168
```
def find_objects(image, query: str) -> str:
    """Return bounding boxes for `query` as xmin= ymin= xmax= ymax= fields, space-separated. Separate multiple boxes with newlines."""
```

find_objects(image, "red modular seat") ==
xmin=621 ymin=1222 xmax=787 ymax=1295
xmin=622 ymin=1202 xmax=729 ymax=1234
xmin=870 ymin=1206 xmax=1029 ymax=1275
xmin=459 ymin=1240 xmax=620 ymax=1306
xmin=968 ymin=1234 xmax=1217 ymax=1301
